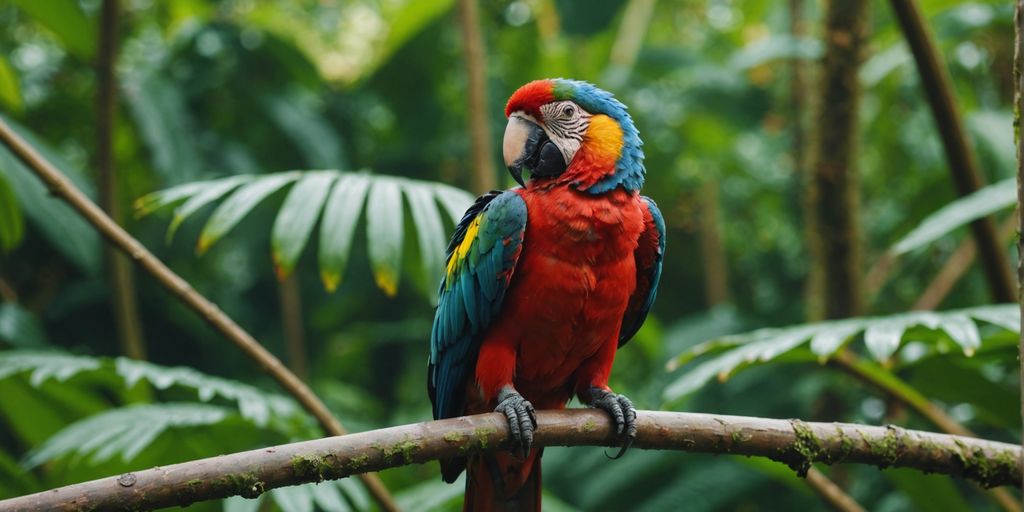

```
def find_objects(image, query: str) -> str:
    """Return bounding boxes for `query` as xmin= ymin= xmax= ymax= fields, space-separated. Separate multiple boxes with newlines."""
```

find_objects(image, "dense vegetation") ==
xmin=0 ymin=0 xmax=1019 ymax=510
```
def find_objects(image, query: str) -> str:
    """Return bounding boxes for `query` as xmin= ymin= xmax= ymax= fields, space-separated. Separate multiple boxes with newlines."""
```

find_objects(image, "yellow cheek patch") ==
xmin=446 ymin=215 xmax=482 ymax=279
xmin=584 ymin=114 xmax=624 ymax=164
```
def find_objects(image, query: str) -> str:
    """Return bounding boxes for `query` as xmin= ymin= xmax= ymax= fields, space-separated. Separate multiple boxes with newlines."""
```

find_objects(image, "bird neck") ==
xmin=557 ymin=114 xmax=645 ymax=194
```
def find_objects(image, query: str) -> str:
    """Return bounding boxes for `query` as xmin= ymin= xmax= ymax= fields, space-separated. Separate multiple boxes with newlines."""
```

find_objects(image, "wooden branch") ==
xmin=889 ymin=0 xmax=1016 ymax=303
xmin=832 ymin=352 xmax=1021 ymax=511
xmin=0 ymin=118 xmax=398 ymax=512
xmin=1 ymin=410 xmax=1019 ymax=511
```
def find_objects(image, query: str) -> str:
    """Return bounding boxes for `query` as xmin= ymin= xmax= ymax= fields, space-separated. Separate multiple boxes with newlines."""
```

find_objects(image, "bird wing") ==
xmin=428 ymin=190 xmax=528 ymax=421
xmin=619 ymin=196 xmax=665 ymax=347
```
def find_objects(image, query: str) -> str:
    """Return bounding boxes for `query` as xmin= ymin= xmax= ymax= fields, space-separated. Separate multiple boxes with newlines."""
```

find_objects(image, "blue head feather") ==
xmin=551 ymin=79 xmax=645 ymax=194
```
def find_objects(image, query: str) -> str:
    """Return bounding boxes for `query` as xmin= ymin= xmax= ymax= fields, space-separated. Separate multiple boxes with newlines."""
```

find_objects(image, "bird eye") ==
xmin=562 ymin=105 xmax=575 ymax=118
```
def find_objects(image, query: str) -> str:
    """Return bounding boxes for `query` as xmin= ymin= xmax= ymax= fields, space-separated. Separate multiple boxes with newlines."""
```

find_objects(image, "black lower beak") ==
xmin=505 ymin=117 xmax=567 ymax=188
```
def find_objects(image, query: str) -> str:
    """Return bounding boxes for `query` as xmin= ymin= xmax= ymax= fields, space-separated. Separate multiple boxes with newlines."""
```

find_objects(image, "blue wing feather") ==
xmin=428 ymin=191 xmax=527 ymax=421
xmin=619 ymin=196 xmax=665 ymax=346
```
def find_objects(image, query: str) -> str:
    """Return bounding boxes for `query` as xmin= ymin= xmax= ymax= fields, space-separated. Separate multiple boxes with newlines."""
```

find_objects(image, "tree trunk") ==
xmin=457 ymin=0 xmax=496 ymax=194
xmin=96 ymin=0 xmax=146 ymax=359
xmin=806 ymin=0 xmax=871 ymax=320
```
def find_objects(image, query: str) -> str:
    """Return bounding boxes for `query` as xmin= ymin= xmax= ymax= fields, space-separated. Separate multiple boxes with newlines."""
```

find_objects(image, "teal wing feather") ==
xmin=619 ymin=196 xmax=665 ymax=346
xmin=428 ymin=190 xmax=527 ymax=423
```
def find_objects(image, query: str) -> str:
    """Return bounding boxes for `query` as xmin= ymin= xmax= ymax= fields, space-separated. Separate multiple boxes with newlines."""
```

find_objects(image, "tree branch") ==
xmin=1 ymin=410 xmax=1019 ymax=511
xmin=889 ymin=0 xmax=1016 ymax=303
xmin=0 ymin=118 xmax=398 ymax=511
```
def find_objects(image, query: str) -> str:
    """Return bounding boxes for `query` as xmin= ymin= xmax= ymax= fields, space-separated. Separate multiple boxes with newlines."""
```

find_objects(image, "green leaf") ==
xmin=664 ymin=305 xmax=1019 ymax=402
xmin=311 ymin=482 xmax=351 ymax=512
xmin=115 ymin=358 xmax=298 ymax=426
xmin=270 ymin=484 xmax=314 ymax=512
xmin=198 ymin=172 xmax=301 ymax=253
xmin=884 ymin=468 xmax=972 ymax=512
xmin=0 ymin=173 xmax=24 ymax=252
xmin=167 ymin=175 xmax=253 ymax=241
xmin=0 ymin=116 xmax=101 ymax=274
xmin=433 ymin=185 xmax=476 ymax=225
xmin=0 ymin=303 xmax=47 ymax=348
xmin=223 ymin=495 xmax=264 ymax=512
xmin=938 ymin=314 xmax=980 ymax=356
xmin=0 ymin=351 xmax=100 ymax=384
xmin=272 ymin=171 xmax=337 ymax=277
xmin=863 ymin=319 xmax=908 ymax=361
xmin=337 ymin=478 xmax=369 ymax=511
xmin=380 ymin=0 xmax=457 ymax=66
xmin=134 ymin=180 xmax=217 ymax=217
xmin=123 ymin=72 xmax=202 ymax=184
xmin=0 ymin=54 xmax=23 ymax=113
xmin=263 ymin=92 xmax=346 ymax=169
xmin=24 ymin=403 xmax=231 ymax=467
xmin=908 ymin=358 xmax=1018 ymax=429
xmin=664 ymin=327 xmax=815 ymax=401
xmin=319 ymin=174 xmax=371 ymax=292
xmin=728 ymin=35 xmax=822 ymax=70
xmin=396 ymin=475 xmax=464 ymax=512
xmin=892 ymin=178 xmax=1015 ymax=255
xmin=404 ymin=181 xmax=447 ymax=301
xmin=365 ymin=178 xmax=404 ymax=296
xmin=9 ymin=0 xmax=97 ymax=59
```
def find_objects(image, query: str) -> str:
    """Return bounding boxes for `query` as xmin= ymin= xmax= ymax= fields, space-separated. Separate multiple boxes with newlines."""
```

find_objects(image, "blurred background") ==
xmin=0 ymin=0 xmax=1019 ymax=510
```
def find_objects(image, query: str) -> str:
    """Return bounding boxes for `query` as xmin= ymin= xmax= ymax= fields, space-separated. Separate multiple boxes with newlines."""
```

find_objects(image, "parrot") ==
xmin=428 ymin=78 xmax=665 ymax=511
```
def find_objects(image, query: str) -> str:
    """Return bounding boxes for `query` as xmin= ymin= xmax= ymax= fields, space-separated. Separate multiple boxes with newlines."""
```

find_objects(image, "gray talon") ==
xmin=587 ymin=387 xmax=637 ymax=459
xmin=496 ymin=387 xmax=536 ymax=457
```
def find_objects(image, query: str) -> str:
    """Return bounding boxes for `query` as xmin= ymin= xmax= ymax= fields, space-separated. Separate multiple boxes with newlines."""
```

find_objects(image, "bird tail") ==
xmin=464 ymin=449 xmax=542 ymax=512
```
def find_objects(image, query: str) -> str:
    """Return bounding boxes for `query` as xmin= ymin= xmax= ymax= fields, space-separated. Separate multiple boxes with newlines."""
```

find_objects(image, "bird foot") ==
xmin=585 ymin=387 xmax=637 ymax=459
xmin=495 ymin=386 xmax=537 ymax=458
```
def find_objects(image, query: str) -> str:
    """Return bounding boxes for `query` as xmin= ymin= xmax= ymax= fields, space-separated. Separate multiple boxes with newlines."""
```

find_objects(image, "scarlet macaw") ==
xmin=428 ymin=79 xmax=665 ymax=511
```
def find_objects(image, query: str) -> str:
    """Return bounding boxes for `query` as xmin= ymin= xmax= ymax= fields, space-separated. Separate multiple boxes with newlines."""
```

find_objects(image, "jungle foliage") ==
xmin=0 ymin=0 xmax=1019 ymax=510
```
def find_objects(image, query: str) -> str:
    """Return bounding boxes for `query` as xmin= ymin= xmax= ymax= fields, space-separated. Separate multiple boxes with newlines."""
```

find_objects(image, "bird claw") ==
xmin=586 ymin=387 xmax=637 ymax=459
xmin=495 ymin=387 xmax=537 ymax=458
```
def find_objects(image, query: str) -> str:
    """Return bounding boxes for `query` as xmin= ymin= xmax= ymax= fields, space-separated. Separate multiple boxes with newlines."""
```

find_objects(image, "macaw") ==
xmin=428 ymin=79 xmax=665 ymax=511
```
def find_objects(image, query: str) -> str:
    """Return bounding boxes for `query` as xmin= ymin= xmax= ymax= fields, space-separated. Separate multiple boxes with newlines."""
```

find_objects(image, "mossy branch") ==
xmin=2 ymin=410 xmax=1020 ymax=511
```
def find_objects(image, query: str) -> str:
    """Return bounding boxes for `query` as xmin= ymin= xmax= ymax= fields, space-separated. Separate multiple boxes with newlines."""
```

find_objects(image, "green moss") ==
xmin=443 ymin=431 xmax=463 ymax=443
xmin=582 ymin=419 xmax=598 ymax=433
xmin=383 ymin=439 xmax=422 ymax=464
xmin=951 ymin=440 xmax=1016 ymax=487
xmin=291 ymin=454 xmax=336 ymax=482
xmin=731 ymin=430 xmax=752 ymax=444
xmin=218 ymin=471 xmax=264 ymax=499
xmin=348 ymin=454 xmax=371 ymax=471
xmin=184 ymin=479 xmax=203 ymax=495
xmin=460 ymin=426 xmax=499 ymax=454
xmin=865 ymin=426 xmax=903 ymax=468
xmin=787 ymin=420 xmax=824 ymax=476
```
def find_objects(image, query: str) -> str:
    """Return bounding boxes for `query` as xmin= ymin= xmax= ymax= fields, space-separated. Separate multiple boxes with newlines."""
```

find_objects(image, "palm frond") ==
xmin=664 ymin=305 xmax=1018 ymax=402
xmin=136 ymin=170 xmax=475 ymax=298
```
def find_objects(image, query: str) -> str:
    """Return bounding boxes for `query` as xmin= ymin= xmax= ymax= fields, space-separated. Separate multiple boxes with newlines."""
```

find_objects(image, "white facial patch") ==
xmin=538 ymin=101 xmax=591 ymax=165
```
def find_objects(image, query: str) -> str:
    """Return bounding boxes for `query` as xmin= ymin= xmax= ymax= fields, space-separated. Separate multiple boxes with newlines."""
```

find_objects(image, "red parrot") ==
xmin=428 ymin=79 xmax=665 ymax=511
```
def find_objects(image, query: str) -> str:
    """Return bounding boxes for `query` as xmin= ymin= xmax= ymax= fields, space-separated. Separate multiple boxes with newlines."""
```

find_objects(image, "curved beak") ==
xmin=503 ymin=113 xmax=566 ymax=188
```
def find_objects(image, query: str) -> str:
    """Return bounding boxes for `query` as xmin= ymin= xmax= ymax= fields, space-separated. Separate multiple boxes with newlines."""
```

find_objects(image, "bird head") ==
xmin=502 ymin=79 xmax=644 ymax=193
